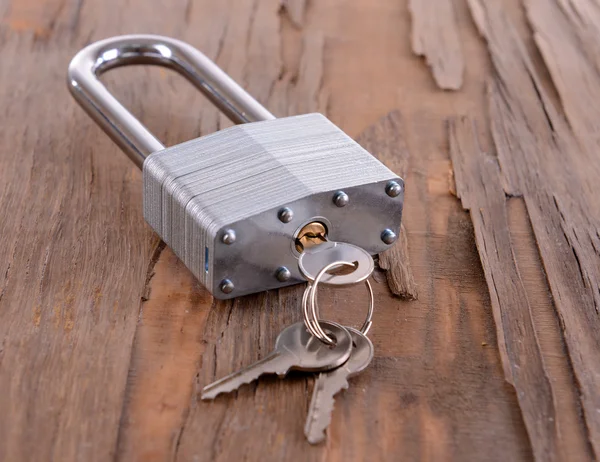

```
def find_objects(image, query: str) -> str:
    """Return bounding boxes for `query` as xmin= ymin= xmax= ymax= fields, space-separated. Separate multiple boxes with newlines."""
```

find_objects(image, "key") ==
xmin=304 ymin=327 xmax=374 ymax=444
xmin=298 ymin=240 xmax=374 ymax=286
xmin=201 ymin=321 xmax=353 ymax=400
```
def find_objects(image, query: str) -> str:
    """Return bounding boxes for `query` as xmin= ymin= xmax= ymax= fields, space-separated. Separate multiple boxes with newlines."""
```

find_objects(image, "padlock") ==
xmin=68 ymin=35 xmax=404 ymax=299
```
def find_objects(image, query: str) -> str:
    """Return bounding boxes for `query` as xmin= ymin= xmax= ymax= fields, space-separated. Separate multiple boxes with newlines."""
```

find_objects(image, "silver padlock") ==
xmin=68 ymin=35 xmax=404 ymax=299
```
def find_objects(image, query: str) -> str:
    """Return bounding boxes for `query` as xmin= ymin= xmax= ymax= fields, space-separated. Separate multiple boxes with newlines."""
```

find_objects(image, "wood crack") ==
xmin=140 ymin=240 xmax=165 ymax=303
xmin=0 ymin=261 xmax=10 ymax=303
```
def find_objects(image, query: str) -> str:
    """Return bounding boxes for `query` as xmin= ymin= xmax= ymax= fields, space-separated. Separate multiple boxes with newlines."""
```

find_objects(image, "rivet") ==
xmin=221 ymin=229 xmax=236 ymax=245
xmin=278 ymin=207 xmax=294 ymax=223
xmin=333 ymin=191 xmax=349 ymax=207
xmin=386 ymin=180 xmax=403 ymax=198
xmin=381 ymin=229 xmax=397 ymax=245
xmin=275 ymin=266 xmax=292 ymax=282
xmin=220 ymin=279 xmax=234 ymax=294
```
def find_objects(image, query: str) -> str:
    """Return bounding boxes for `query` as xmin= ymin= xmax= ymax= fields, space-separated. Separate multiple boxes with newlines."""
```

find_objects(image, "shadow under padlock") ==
xmin=68 ymin=34 xmax=404 ymax=300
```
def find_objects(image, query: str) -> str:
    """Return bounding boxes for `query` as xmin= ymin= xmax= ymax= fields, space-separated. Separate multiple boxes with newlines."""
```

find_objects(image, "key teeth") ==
xmin=201 ymin=373 xmax=261 ymax=400
xmin=304 ymin=399 xmax=334 ymax=445
xmin=305 ymin=377 xmax=350 ymax=444
xmin=305 ymin=401 xmax=331 ymax=445
xmin=201 ymin=355 xmax=290 ymax=400
xmin=200 ymin=389 xmax=226 ymax=401
xmin=307 ymin=432 xmax=327 ymax=445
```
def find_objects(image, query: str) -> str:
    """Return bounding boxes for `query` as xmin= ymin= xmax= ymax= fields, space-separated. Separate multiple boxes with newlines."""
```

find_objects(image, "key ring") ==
xmin=302 ymin=260 xmax=374 ymax=345
xmin=302 ymin=261 xmax=356 ymax=342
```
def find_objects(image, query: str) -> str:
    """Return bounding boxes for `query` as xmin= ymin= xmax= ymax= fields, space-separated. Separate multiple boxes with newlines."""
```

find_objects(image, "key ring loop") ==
xmin=302 ymin=260 xmax=374 ymax=345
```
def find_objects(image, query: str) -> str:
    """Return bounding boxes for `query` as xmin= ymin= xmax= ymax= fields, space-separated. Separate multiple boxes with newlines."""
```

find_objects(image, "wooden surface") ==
xmin=0 ymin=0 xmax=598 ymax=461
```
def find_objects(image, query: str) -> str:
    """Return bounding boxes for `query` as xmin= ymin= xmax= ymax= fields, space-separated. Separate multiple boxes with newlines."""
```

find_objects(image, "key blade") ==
xmin=304 ymin=370 xmax=350 ymax=444
xmin=305 ymin=328 xmax=375 ymax=443
xmin=201 ymin=352 xmax=292 ymax=400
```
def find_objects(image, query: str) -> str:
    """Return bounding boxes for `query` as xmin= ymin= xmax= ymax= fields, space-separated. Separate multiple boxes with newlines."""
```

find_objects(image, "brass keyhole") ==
xmin=295 ymin=222 xmax=328 ymax=253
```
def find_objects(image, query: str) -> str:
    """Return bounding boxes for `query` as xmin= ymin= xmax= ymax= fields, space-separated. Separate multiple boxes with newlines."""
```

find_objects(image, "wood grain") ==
xmin=408 ymin=0 xmax=464 ymax=90
xmin=450 ymin=116 xmax=592 ymax=460
xmin=115 ymin=247 xmax=211 ymax=461
xmin=449 ymin=116 xmax=558 ymax=461
xmin=0 ymin=34 xmax=159 ymax=462
xmin=467 ymin=0 xmax=600 ymax=458
xmin=507 ymin=198 xmax=593 ymax=462
xmin=525 ymin=0 xmax=600 ymax=153
xmin=0 ymin=0 xmax=598 ymax=460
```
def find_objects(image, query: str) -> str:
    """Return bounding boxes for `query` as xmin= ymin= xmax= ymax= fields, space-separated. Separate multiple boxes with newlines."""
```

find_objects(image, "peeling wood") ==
xmin=525 ymin=0 xmax=600 ymax=151
xmin=378 ymin=225 xmax=417 ymax=300
xmin=409 ymin=0 xmax=464 ymax=90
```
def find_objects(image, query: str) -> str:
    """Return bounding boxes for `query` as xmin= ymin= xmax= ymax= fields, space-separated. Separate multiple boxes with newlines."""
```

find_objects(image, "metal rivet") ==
xmin=381 ymin=229 xmax=397 ymax=245
xmin=386 ymin=180 xmax=403 ymax=198
xmin=333 ymin=191 xmax=349 ymax=207
xmin=278 ymin=207 xmax=294 ymax=223
xmin=220 ymin=279 xmax=234 ymax=294
xmin=275 ymin=266 xmax=292 ymax=282
xmin=221 ymin=229 xmax=236 ymax=245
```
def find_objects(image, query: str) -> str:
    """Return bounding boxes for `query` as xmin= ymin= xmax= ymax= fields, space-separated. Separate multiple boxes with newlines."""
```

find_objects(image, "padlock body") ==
xmin=143 ymin=113 xmax=403 ymax=299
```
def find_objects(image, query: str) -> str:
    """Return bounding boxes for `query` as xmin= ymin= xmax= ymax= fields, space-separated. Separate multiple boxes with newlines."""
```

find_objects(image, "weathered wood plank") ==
xmin=466 ymin=1 xmax=600 ymax=458
xmin=0 ymin=0 xmax=225 ymax=460
xmin=507 ymin=198 xmax=593 ymax=462
xmin=4 ymin=0 xmax=597 ymax=460
xmin=408 ymin=0 xmax=464 ymax=90
xmin=449 ymin=116 xmax=558 ymax=461
xmin=115 ymin=247 xmax=211 ymax=461
xmin=0 ymin=33 xmax=159 ymax=462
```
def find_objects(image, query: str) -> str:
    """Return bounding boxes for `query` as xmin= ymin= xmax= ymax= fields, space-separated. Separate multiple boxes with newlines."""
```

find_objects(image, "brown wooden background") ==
xmin=0 ymin=0 xmax=599 ymax=461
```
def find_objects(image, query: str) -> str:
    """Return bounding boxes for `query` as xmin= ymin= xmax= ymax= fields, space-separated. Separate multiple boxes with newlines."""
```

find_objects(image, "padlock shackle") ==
xmin=68 ymin=34 xmax=275 ymax=169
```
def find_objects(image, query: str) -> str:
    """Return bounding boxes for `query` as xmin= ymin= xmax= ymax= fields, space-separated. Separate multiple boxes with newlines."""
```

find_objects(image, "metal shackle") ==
xmin=68 ymin=34 xmax=276 ymax=169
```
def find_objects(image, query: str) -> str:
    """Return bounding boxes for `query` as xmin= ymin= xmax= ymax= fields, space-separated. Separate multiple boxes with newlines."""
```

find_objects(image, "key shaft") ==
xmin=305 ymin=369 xmax=351 ymax=444
xmin=304 ymin=328 xmax=374 ymax=444
xmin=201 ymin=321 xmax=353 ymax=400
xmin=202 ymin=351 xmax=291 ymax=400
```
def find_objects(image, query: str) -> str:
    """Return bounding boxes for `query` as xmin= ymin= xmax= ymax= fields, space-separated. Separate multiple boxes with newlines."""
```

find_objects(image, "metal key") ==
xmin=304 ymin=327 xmax=374 ymax=444
xmin=201 ymin=321 xmax=353 ymax=400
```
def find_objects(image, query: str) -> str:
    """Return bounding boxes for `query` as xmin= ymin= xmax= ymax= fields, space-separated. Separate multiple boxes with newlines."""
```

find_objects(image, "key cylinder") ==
xmin=295 ymin=222 xmax=328 ymax=252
